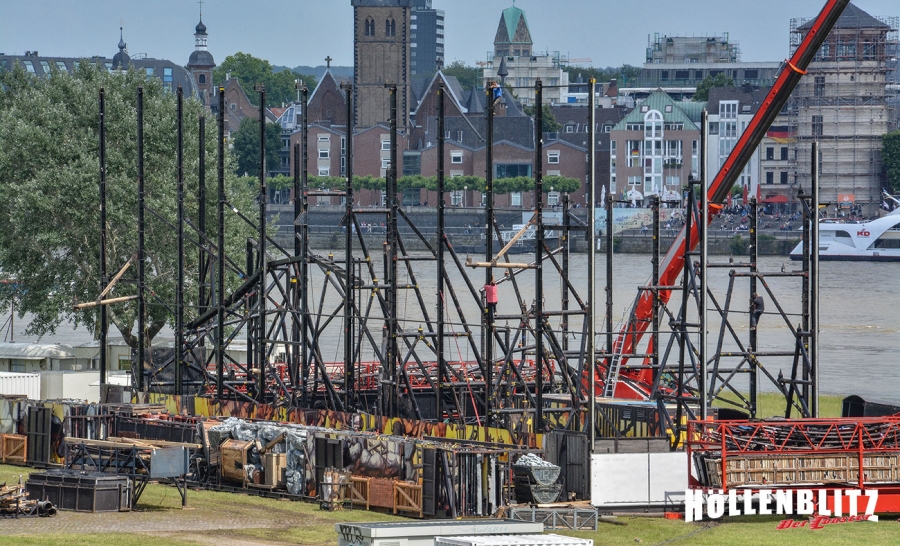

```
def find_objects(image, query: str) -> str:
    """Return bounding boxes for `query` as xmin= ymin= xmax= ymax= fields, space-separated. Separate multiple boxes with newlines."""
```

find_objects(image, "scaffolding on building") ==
xmin=788 ymin=13 xmax=899 ymax=213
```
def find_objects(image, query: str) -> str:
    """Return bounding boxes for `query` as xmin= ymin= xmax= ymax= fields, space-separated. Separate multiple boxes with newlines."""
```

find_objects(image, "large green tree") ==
xmin=214 ymin=52 xmax=316 ymax=106
xmin=883 ymin=131 xmax=900 ymax=194
xmin=524 ymin=104 xmax=562 ymax=133
xmin=442 ymin=60 xmax=482 ymax=90
xmin=231 ymin=117 xmax=283 ymax=177
xmin=0 ymin=63 xmax=256 ymax=346
xmin=693 ymin=73 xmax=735 ymax=102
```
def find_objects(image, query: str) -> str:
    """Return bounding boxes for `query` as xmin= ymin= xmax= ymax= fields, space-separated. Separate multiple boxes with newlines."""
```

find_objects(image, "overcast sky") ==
xmin=2 ymin=1 xmax=897 ymax=70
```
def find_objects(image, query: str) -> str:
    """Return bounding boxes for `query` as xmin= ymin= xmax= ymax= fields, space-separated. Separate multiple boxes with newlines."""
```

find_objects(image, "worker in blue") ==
xmin=490 ymin=81 xmax=502 ymax=108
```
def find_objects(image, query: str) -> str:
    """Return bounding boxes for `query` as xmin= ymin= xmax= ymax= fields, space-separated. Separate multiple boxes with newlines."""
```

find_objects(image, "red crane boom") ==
xmin=600 ymin=0 xmax=851 ymax=398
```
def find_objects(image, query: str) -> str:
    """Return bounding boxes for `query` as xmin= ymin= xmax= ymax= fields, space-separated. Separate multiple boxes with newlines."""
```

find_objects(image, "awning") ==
xmin=626 ymin=189 xmax=643 ymax=200
xmin=762 ymin=195 xmax=789 ymax=204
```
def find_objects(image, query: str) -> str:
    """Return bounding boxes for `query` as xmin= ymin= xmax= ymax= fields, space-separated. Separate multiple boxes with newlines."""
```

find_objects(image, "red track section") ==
xmin=595 ymin=0 xmax=851 ymax=397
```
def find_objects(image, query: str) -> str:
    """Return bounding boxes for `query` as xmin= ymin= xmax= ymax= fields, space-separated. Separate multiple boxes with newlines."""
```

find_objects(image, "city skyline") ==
xmin=2 ymin=1 xmax=897 ymax=73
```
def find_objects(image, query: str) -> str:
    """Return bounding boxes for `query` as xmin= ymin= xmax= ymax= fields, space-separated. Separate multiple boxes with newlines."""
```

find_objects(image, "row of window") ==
xmin=364 ymin=16 xmax=396 ymax=37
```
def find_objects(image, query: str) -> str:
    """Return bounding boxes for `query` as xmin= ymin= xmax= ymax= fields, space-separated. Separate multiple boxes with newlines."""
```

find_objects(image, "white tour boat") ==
xmin=789 ymin=206 xmax=900 ymax=261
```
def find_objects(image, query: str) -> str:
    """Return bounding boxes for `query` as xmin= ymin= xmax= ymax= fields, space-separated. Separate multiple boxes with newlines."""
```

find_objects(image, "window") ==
xmin=509 ymin=192 xmax=522 ymax=206
xmin=341 ymin=137 xmax=346 ymax=156
xmin=565 ymin=125 xmax=575 ymax=133
xmin=198 ymin=74 xmax=206 ymax=84
xmin=495 ymin=164 xmax=531 ymax=178
xmin=812 ymin=115 xmax=823 ymax=137
xmin=766 ymin=172 xmax=774 ymax=185
xmin=11 ymin=359 xmax=27 ymax=373
xmin=319 ymin=149 xmax=329 ymax=159
xmin=780 ymin=171 xmax=788 ymax=184
xmin=56 ymin=61 xmax=67 ymax=70
xmin=381 ymin=139 xmax=391 ymax=151
xmin=547 ymin=191 xmax=560 ymax=206
xmin=627 ymin=176 xmax=641 ymax=186
xmin=365 ymin=17 xmax=375 ymax=36
xmin=402 ymin=151 xmax=420 ymax=176
xmin=451 ymin=190 xmax=463 ymax=206
xmin=744 ymin=69 xmax=758 ymax=80
xmin=780 ymin=147 xmax=788 ymax=161
xmin=385 ymin=17 xmax=396 ymax=37
xmin=451 ymin=151 xmax=463 ymax=164
xmin=547 ymin=151 xmax=560 ymax=164
xmin=40 ymin=60 xmax=50 ymax=72
xmin=766 ymin=147 xmax=774 ymax=160
xmin=610 ymin=140 xmax=616 ymax=155
xmin=318 ymin=134 xmax=330 ymax=142
xmin=382 ymin=159 xmax=391 ymax=169
xmin=163 ymin=67 xmax=173 ymax=82
xmin=675 ymin=70 xmax=689 ymax=80
xmin=22 ymin=60 xmax=35 ymax=73
xmin=814 ymin=75 xmax=825 ymax=97
xmin=318 ymin=168 xmax=330 ymax=176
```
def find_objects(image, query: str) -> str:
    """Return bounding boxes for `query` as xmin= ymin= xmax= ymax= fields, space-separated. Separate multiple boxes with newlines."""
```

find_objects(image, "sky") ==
xmin=1 ymin=1 xmax=898 ymax=71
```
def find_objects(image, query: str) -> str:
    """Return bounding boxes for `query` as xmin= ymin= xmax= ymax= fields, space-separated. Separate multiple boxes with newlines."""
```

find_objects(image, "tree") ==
xmin=693 ymin=73 xmax=735 ymax=102
xmin=0 ymin=63 xmax=256 ymax=347
xmin=524 ymin=104 xmax=562 ymax=133
xmin=442 ymin=60 xmax=482 ymax=90
xmin=883 ymin=131 xmax=900 ymax=194
xmin=231 ymin=117 xmax=283 ymax=176
xmin=213 ymin=52 xmax=316 ymax=106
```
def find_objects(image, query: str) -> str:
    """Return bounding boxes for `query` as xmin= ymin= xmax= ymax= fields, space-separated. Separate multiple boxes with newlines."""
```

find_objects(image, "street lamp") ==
xmin=463 ymin=185 xmax=467 ymax=208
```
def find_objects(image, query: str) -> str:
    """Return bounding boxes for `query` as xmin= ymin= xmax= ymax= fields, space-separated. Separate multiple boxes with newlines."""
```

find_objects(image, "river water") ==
xmin=5 ymin=254 xmax=898 ymax=401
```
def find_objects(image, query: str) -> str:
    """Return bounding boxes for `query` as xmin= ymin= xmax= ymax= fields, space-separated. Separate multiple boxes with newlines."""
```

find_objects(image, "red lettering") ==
xmin=777 ymin=519 xmax=794 ymax=530
xmin=857 ymin=230 xmax=871 ymax=237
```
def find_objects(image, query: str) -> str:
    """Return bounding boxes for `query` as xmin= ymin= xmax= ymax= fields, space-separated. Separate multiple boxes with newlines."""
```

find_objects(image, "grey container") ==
xmin=513 ymin=464 xmax=561 ymax=486
xmin=25 ymin=470 xmax=132 ymax=512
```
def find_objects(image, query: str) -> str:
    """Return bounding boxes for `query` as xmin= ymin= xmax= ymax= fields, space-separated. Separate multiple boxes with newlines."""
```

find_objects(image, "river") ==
xmin=4 ymin=254 xmax=897 ymax=401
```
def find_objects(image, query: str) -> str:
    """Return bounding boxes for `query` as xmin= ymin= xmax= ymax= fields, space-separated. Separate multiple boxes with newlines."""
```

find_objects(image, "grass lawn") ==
xmin=713 ymin=391 xmax=844 ymax=419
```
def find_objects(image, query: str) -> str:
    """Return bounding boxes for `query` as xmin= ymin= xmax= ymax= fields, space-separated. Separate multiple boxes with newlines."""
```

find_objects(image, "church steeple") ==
xmin=187 ymin=9 xmax=215 ymax=105
xmin=112 ymin=26 xmax=131 ymax=70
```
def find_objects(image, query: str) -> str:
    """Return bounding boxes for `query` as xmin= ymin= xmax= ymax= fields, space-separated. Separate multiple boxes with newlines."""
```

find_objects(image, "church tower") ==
xmin=187 ymin=16 xmax=216 ymax=106
xmin=352 ymin=0 xmax=412 ymax=128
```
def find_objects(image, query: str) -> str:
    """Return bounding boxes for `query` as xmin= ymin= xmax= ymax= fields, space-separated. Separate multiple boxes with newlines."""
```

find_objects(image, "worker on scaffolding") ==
xmin=490 ymin=81 xmax=502 ymax=108
xmin=484 ymin=279 xmax=498 ymax=323
xmin=750 ymin=292 xmax=764 ymax=331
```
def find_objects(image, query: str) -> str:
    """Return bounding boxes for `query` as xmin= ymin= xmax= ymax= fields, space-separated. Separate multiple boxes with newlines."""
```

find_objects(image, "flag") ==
xmin=727 ymin=192 xmax=733 ymax=207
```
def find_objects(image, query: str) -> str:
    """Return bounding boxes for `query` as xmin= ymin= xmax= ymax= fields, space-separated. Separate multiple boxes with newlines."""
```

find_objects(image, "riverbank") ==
xmin=269 ymin=204 xmax=801 ymax=256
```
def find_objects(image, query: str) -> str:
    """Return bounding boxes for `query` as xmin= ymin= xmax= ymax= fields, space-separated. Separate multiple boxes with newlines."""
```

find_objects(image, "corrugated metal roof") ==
xmin=0 ymin=343 xmax=75 ymax=360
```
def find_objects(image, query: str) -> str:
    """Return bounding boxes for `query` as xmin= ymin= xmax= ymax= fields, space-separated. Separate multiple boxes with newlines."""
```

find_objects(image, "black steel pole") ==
xmin=534 ymin=79 xmax=544 ymax=431
xmin=342 ymin=81 xmax=354 ymax=411
xmin=749 ymin=195 xmax=759 ymax=417
xmin=198 ymin=115 xmax=207 ymax=317
xmin=484 ymin=84 xmax=495 ymax=429
xmin=99 ymin=87 xmax=108 ymax=387
xmin=436 ymin=82 xmax=446 ymax=421
xmin=587 ymin=78 xmax=596 ymax=445
xmin=216 ymin=87 xmax=226 ymax=400
xmin=651 ymin=195 xmax=660 ymax=383
xmin=299 ymin=86 xmax=310 ymax=408
xmin=137 ymin=87 xmax=145 ymax=395
xmin=386 ymin=84 xmax=399 ymax=415
xmin=811 ymin=141 xmax=819 ymax=416
xmin=176 ymin=86 xmax=185 ymax=396
xmin=257 ymin=88 xmax=267 ymax=403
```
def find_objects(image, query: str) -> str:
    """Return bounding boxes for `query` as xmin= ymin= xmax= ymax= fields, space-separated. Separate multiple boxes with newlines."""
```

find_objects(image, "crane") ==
xmin=596 ymin=0 xmax=852 ymax=399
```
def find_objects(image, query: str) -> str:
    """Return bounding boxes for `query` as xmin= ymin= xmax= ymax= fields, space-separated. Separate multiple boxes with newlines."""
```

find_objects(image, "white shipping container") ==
xmin=40 ymin=371 xmax=100 ymax=402
xmin=0 ymin=371 xmax=41 ymax=400
xmin=435 ymin=535 xmax=593 ymax=546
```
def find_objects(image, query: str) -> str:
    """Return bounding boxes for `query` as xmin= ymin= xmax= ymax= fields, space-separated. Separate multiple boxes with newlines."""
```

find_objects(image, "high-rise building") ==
xmin=410 ymin=0 xmax=444 ymax=77
xmin=352 ymin=0 xmax=412 ymax=128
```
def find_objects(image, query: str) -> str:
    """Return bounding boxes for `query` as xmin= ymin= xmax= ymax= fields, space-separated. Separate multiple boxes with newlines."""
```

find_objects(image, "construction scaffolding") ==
xmin=789 ymin=9 xmax=899 ymax=213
